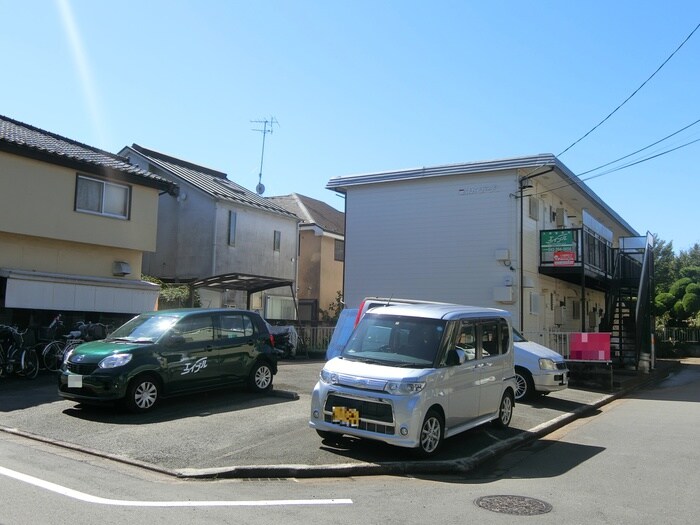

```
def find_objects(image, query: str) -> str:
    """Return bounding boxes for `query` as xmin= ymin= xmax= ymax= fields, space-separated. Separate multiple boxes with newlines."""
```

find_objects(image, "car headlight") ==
xmin=539 ymin=358 xmax=558 ymax=371
xmin=99 ymin=354 xmax=133 ymax=369
xmin=384 ymin=381 xmax=426 ymax=394
xmin=320 ymin=369 xmax=339 ymax=385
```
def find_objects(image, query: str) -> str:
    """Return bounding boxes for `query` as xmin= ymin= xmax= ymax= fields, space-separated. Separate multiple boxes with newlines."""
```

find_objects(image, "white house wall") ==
xmin=343 ymin=172 xmax=518 ymax=311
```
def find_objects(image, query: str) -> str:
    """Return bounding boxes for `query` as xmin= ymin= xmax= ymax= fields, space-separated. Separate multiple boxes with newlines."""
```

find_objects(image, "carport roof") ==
xmin=190 ymin=273 xmax=294 ymax=294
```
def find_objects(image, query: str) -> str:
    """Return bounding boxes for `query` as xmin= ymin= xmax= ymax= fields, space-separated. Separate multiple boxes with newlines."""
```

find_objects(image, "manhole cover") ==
xmin=475 ymin=495 xmax=553 ymax=515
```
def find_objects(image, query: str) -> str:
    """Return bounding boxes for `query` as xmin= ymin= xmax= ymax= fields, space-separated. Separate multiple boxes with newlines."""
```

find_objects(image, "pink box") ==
xmin=570 ymin=349 xmax=610 ymax=361
xmin=569 ymin=333 xmax=611 ymax=360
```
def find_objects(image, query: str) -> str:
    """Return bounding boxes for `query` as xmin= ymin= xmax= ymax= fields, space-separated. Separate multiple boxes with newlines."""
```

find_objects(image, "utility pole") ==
xmin=251 ymin=117 xmax=279 ymax=195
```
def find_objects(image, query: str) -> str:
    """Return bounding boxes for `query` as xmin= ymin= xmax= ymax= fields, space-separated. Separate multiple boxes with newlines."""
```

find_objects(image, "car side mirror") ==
xmin=446 ymin=348 xmax=467 ymax=366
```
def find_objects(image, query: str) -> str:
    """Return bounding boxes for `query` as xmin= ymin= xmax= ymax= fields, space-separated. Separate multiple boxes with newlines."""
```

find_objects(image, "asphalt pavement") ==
xmin=0 ymin=357 xmax=680 ymax=479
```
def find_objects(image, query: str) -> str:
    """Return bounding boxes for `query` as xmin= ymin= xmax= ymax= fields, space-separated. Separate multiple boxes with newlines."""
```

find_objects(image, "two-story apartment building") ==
xmin=327 ymin=154 xmax=654 ymax=369
xmin=120 ymin=144 xmax=300 ymax=319
xmin=0 ymin=115 xmax=177 ymax=326
xmin=267 ymin=193 xmax=345 ymax=321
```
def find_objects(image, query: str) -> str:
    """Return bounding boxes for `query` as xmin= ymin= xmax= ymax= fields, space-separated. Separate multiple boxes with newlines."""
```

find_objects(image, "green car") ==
xmin=58 ymin=308 xmax=278 ymax=413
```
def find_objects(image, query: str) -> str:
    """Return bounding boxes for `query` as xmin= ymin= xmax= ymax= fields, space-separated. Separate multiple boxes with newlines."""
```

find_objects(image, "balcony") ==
xmin=538 ymin=227 xmax=614 ymax=291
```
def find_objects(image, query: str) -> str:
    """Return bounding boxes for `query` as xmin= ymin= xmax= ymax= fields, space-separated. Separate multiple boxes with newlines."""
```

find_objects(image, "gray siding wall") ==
xmin=343 ymin=171 xmax=518 ymax=311
xmin=214 ymin=203 xmax=297 ymax=281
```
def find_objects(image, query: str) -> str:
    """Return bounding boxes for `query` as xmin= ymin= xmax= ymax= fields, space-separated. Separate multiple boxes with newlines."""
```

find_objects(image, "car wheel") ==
xmin=248 ymin=361 xmax=273 ymax=393
xmin=514 ymin=367 xmax=536 ymax=401
xmin=416 ymin=408 xmax=444 ymax=457
xmin=125 ymin=375 xmax=160 ymax=413
xmin=493 ymin=391 xmax=514 ymax=428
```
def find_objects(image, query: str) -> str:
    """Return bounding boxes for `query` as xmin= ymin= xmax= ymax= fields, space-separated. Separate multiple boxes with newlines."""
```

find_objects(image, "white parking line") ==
xmin=0 ymin=466 xmax=353 ymax=507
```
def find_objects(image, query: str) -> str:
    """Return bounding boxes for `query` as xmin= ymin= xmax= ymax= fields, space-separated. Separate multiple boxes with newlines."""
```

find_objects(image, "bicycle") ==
xmin=0 ymin=325 xmax=40 ymax=380
xmin=46 ymin=321 xmax=111 ymax=372
xmin=37 ymin=314 xmax=68 ymax=372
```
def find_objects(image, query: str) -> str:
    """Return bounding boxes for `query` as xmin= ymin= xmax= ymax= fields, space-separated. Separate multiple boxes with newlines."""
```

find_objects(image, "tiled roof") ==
xmin=128 ymin=144 xmax=298 ymax=219
xmin=0 ymin=114 xmax=176 ymax=193
xmin=267 ymin=193 xmax=344 ymax=235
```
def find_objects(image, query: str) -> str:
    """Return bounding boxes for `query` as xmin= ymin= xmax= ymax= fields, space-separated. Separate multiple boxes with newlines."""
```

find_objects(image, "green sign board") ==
xmin=541 ymin=230 xmax=575 ymax=252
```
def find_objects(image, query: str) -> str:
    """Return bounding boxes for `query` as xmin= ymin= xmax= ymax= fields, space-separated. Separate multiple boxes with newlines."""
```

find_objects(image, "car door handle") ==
xmin=206 ymin=345 xmax=213 ymax=351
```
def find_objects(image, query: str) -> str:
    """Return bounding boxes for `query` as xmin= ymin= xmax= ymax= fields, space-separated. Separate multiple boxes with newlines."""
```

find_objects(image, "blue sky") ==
xmin=2 ymin=1 xmax=699 ymax=252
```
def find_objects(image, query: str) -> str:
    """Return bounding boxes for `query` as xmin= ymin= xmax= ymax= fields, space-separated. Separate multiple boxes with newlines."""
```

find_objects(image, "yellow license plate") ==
xmin=332 ymin=406 xmax=360 ymax=427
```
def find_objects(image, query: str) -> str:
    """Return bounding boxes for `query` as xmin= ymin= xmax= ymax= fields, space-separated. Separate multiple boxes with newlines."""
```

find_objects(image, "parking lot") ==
xmin=0 ymin=358 xmax=675 ymax=478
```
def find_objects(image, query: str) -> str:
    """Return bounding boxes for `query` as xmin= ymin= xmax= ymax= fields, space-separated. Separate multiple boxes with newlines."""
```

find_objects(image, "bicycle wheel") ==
xmin=42 ymin=340 xmax=66 ymax=372
xmin=20 ymin=348 xmax=40 ymax=379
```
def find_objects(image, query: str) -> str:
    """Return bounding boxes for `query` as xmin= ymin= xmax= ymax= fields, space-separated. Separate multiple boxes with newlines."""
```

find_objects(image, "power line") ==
xmin=576 ymin=117 xmax=700 ymax=177
xmin=580 ymin=136 xmax=700 ymax=183
xmin=557 ymin=22 xmax=700 ymax=158
xmin=526 ymin=135 xmax=700 ymax=199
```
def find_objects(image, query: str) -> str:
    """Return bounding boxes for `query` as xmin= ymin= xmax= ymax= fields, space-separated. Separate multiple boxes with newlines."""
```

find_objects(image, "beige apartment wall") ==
xmin=318 ymin=235 xmax=344 ymax=311
xmin=0 ymin=231 xmax=143 ymax=280
xmin=297 ymin=230 xmax=321 ymax=301
xmin=0 ymin=153 xmax=159 ymax=252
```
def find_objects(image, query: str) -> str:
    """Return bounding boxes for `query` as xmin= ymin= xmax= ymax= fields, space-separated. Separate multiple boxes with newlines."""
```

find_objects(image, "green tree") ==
xmin=319 ymin=291 xmax=344 ymax=323
xmin=652 ymin=235 xmax=677 ymax=292
xmin=653 ymin=238 xmax=700 ymax=327
xmin=142 ymin=275 xmax=200 ymax=309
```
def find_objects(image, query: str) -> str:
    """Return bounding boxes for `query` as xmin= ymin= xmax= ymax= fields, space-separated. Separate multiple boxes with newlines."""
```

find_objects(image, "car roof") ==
xmin=144 ymin=308 xmax=258 ymax=317
xmin=364 ymin=303 xmax=511 ymax=321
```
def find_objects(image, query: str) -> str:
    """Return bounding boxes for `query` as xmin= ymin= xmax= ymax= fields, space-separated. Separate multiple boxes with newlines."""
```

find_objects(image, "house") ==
xmin=327 ymin=154 xmax=654 ymax=370
xmin=267 ymin=193 xmax=345 ymax=321
xmin=119 ymin=144 xmax=300 ymax=319
xmin=0 ymin=115 xmax=177 ymax=327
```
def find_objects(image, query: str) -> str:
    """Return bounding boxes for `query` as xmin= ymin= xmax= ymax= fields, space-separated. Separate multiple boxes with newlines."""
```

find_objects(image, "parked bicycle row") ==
xmin=0 ymin=315 xmax=112 ymax=380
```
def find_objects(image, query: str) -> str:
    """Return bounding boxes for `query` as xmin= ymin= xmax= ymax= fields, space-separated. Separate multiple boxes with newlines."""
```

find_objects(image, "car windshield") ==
xmin=341 ymin=313 xmax=446 ymax=367
xmin=107 ymin=314 xmax=180 ymax=343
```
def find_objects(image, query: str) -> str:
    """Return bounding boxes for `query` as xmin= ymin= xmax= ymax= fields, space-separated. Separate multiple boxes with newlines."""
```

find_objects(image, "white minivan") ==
xmin=309 ymin=303 xmax=517 ymax=456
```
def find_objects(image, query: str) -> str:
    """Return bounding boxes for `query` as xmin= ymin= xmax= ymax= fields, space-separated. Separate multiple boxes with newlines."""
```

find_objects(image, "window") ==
xmin=530 ymin=292 xmax=541 ymax=315
xmin=528 ymin=196 xmax=539 ymax=221
xmin=75 ymin=175 xmax=130 ymax=219
xmin=456 ymin=322 xmax=477 ymax=361
xmin=228 ymin=211 xmax=237 ymax=246
xmin=571 ymin=299 xmax=581 ymax=320
xmin=334 ymin=239 xmax=345 ymax=261
xmin=174 ymin=315 xmax=214 ymax=343
xmin=219 ymin=313 xmax=254 ymax=339
xmin=273 ymin=230 xmax=281 ymax=252
xmin=481 ymin=321 xmax=501 ymax=356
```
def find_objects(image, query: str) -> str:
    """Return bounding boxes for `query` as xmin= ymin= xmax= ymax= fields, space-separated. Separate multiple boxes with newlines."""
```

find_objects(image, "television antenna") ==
xmin=251 ymin=116 xmax=279 ymax=195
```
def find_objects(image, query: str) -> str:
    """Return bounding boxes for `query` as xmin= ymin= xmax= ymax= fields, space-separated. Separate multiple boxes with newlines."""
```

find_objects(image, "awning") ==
xmin=0 ymin=268 xmax=159 ymax=314
xmin=188 ymin=272 xmax=296 ymax=311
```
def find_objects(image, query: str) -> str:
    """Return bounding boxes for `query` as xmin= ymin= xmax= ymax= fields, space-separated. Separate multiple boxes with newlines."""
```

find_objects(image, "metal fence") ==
xmin=656 ymin=327 xmax=700 ymax=343
xmin=298 ymin=324 xmax=335 ymax=352
xmin=521 ymin=331 xmax=572 ymax=358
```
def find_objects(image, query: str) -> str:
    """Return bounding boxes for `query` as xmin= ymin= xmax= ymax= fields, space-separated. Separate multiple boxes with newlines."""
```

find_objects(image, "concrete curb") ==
xmin=2 ymin=361 xmax=681 ymax=479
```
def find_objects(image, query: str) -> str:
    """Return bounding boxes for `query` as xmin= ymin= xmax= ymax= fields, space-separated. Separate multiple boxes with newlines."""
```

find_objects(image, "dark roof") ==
xmin=267 ymin=193 xmax=344 ymax=235
xmin=0 ymin=114 xmax=177 ymax=194
xmin=189 ymin=272 xmax=294 ymax=294
xmin=127 ymin=144 xmax=298 ymax=219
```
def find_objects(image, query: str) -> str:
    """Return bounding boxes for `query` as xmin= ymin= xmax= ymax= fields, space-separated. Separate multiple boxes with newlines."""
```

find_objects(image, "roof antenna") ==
xmin=251 ymin=116 xmax=279 ymax=195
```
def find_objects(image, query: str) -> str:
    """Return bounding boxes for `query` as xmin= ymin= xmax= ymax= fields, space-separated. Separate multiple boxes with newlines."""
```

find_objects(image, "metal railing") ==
xmin=656 ymin=328 xmax=700 ymax=343
xmin=297 ymin=325 xmax=335 ymax=351
xmin=521 ymin=331 xmax=572 ymax=359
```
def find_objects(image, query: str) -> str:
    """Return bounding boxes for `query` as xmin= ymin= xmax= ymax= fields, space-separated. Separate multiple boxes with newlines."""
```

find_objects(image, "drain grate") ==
xmin=475 ymin=495 xmax=553 ymax=515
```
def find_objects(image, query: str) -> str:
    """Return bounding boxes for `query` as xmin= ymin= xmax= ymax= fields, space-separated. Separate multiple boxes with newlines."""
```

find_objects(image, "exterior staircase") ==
xmin=602 ymin=234 xmax=655 ymax=370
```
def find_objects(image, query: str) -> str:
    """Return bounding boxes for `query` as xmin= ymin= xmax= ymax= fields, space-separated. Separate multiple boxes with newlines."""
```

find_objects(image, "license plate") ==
xmin=68 ymin=375 xmax=83 ymax=388
xmin=332 ymin=406 xmax=360 ymax=427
